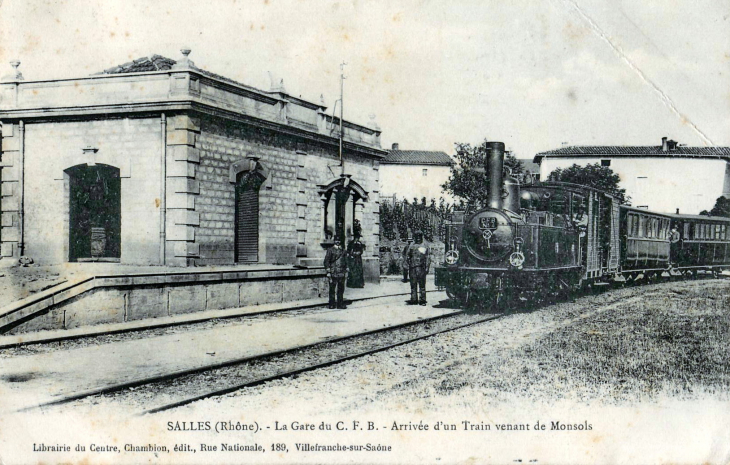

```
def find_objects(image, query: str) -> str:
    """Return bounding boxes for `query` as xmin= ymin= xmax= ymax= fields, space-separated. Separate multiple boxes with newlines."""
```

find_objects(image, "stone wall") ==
xmin=7 ymin=270 xmax=328 ymax=334
xmin=1 ymin=112 xmax=382 ymax=279
xmin=1 ymin=117 xmax=163 ymax=265
xmin=193 ymin=114 xmax=382 ymax=274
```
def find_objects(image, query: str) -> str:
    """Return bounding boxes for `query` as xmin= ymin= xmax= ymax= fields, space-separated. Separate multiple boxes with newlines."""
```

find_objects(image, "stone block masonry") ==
xmin=8 ymin=118 xmax=163 ymax=265
xmin=4 ymin=268 xmax=328 ymax=334
xmin=0 ymin=56 xmax=386 ymax=275
xmin=194 ymin=113 xmax=380 ymax=269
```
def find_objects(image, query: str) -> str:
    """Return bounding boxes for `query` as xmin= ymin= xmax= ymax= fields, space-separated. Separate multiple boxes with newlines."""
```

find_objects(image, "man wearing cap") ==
xmin=407 ymin=231 xmax=431 ymax=306
xmin=401 ymin=238 xmax=413 ymax=283
xmin=324 ymin=239 xmax=348 ymax=309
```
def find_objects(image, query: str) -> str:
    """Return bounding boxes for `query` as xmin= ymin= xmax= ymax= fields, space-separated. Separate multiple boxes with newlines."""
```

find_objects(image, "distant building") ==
xmin=379 ymin=143 xmax=455 ymax=203
xmin=0 ymin=51 xmax=385 ymax=280
xmin=534 ymin=137 xmax=730 ymax=214
xmin=517 ymin=158 xmax=541 ymax=182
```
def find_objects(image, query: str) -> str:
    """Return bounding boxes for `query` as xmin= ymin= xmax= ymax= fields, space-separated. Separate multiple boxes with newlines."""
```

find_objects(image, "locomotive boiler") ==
xmin=435 ymin=141 xmax=620 ymax=308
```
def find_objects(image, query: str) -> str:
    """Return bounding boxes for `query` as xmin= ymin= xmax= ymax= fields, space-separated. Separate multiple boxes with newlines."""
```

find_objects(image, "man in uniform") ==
xmin=407 ymin=231 xmax=431 ymax=306
xmin=401 ymin=237 xmax=413 ymax=283
xmin=324 ymin=239 xmax=348 ymax=309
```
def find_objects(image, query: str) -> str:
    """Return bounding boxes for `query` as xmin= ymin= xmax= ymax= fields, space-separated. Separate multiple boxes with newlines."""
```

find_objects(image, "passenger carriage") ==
xmin=668 ymin=213 xmax=730 ymax=275
xmin=619 ymin=207 xmax=673 ymax=280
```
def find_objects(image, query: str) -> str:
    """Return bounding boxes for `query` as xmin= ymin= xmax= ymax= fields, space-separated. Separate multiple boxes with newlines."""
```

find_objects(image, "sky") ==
xmin=0 ymin=0 xmax=728 ymax=159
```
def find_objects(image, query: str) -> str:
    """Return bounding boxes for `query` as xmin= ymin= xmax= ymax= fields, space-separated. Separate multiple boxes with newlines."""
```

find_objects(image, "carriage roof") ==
xmin=527 ymin=181 xmax=620 ymax=200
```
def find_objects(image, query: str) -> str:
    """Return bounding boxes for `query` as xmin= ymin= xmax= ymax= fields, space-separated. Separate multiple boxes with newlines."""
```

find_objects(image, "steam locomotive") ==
xmin=434 ymin=141 xmax=730 ymax=309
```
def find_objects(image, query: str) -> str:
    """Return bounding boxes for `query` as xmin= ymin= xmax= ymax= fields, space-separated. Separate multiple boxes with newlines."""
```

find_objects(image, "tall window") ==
xmin=235 ymin=171 xmax=266 ymax=263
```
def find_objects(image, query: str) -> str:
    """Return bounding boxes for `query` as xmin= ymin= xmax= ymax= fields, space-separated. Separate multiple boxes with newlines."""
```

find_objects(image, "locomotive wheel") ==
xmin=446 ymin=286 xmax=472 ymax=309
xmin=487 ymin=276 xmax=508 ymax=313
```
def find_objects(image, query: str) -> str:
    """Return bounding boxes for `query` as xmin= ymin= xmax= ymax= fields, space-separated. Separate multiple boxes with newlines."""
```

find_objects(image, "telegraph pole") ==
xmin=339 ymin=61 xmax=346 ymax=175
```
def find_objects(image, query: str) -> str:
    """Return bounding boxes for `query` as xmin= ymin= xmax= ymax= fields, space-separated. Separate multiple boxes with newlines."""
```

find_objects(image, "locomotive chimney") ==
xmin=487 ymin=141 xmax=505 ymax=209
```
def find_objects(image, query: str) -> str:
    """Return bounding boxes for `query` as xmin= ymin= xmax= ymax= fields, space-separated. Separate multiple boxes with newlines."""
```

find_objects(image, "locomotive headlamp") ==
xmin=445 ymin=250 xmax=459 ymax=265
xmin=509 ymin=251 xmax=525 ymax=268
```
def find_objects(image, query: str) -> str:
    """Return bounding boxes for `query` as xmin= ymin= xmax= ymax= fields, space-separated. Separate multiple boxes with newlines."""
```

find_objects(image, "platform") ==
xmin=0 ymin=279 xmax=450 ymax=413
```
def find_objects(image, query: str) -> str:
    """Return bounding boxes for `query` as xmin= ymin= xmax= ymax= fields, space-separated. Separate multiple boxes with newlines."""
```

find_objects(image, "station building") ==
xmin=534 ymin=138 xmax=730 ymax=214
xmin=0 ymin=51 xmax=386 ymax=280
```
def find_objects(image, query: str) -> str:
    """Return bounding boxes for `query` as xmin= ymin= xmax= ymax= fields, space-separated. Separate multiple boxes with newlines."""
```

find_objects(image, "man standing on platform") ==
xmin=401 ymin=238 xmax=413 ymax=283
xmin=407 ymin=231 xmax=430 ymax=306
xmin=324 ymin=239 xmax=348 ymax=309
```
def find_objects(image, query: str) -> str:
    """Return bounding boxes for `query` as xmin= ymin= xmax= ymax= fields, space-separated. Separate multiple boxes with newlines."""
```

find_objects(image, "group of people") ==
xmin=323 ymin=231 xmax=432 ymax=309
xmin=323 ymin=234 xmax=365 ymax=309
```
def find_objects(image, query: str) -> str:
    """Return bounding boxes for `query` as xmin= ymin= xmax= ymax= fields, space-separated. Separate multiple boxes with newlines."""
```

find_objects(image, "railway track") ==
xmin=139 ymin=312 xmax=502 ymax=415
xmin=38 ymin=307 xmax=502 ymax=416
xmin=19 ymin=276 xmax=722 ymax=415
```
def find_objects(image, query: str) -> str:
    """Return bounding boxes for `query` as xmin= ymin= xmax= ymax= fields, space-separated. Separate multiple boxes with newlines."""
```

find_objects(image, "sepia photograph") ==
xmin=0 ymin=0 xmax=729 ymax=463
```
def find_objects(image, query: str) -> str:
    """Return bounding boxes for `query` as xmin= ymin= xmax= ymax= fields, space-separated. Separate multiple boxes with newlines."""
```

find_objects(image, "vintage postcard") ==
xmin=0 ymin=0 xmax=729 ymax=463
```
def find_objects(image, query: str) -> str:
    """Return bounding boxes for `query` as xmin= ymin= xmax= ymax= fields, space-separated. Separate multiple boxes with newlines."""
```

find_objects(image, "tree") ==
xmin=441 ymin=139 xmax=526 ymax=211
xmin=700 ymin=196 xmax=730 ymax=217
xmin=547 ymin=163 xmax=630 ymax=205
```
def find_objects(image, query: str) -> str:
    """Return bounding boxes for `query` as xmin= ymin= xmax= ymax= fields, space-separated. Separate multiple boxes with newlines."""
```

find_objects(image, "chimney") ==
xmin=662 ymin=137 xmax=668 ymax=152
xmin=487 ymin=141 xmax=506 ymax=209
xmin=676 ymin=208 xmax=680 ymax=214
xmin=392 ymin=143 xmax=399 ymax=150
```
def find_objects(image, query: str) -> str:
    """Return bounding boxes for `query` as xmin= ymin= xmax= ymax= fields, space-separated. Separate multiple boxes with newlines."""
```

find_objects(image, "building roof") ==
xmin=99 ymin=54 xmax=267 ymax=95
xmin=534 ymin=145 xmax=730 ymax=163
xmin=381 ymin=150 xmax=454 ymax=166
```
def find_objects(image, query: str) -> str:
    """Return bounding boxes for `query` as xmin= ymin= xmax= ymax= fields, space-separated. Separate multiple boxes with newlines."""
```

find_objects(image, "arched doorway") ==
xmin=320 ymin=175 xmax=368 ymax=245
xmin=65 ymin=164 xmax=121 ymax=262
xmin=235 ymin=170 xmax=266 ymax=263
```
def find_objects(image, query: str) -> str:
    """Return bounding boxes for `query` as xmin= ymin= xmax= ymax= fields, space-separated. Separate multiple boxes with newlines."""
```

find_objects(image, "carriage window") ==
xmin=627 ymin=215 xmax=634 ymax=237
xmin=637 ymin=216 xmax=645 ymax=238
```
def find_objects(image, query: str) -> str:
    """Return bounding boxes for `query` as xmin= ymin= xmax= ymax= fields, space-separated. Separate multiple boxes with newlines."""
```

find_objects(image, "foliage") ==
xmin=379 ymin=197 xmax=453 ymax=242
xmin=441 ymin=139 xmax=527 ymax=212
xmin=700 ymin=196 xmax=730 ymax=217
xmin=546 ymin=163 xmax=630 ymax=205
